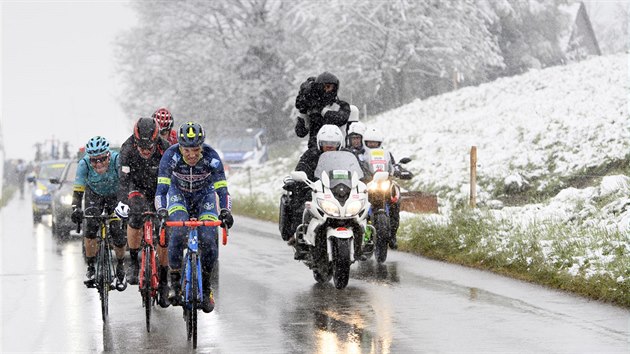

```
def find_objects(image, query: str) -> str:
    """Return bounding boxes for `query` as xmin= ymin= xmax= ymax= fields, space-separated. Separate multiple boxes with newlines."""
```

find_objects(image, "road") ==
xmin=1 ymin=195 xmax=628 ymax=353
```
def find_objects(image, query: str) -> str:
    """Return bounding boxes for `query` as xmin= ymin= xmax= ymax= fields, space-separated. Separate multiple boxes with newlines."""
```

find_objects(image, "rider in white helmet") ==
xmin=286 ymin=125 xmax=343 ymax=246
xmin=362 ymin=126 xmax=401 ymax=249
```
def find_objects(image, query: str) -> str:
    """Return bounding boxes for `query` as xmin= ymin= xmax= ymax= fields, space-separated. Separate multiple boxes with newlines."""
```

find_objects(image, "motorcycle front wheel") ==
xmin=374 ymin=213 xmax=390 ymax=263
xmin=332 ymin=238 xmax=351 ymax=289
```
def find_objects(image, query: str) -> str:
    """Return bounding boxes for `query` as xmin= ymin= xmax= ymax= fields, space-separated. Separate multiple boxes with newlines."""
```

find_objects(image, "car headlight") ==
xmin=317 ymin=198 xmax=340 ymax=217
xmin=61 ymin=194 xmax=73 ymax=205
xmin=345 ymin=200 xmax=364 ymax=216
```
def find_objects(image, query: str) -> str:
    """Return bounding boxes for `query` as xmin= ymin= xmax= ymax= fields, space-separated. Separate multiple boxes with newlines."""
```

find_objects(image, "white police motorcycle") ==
xmin=290 ymin=150 xmax=370 ymax=289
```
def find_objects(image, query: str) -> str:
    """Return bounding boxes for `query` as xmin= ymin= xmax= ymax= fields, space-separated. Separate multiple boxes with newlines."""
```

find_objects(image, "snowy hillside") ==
xmin=375 ymin=53 xmax=628 ymax=203
xmin=230 ymin=53 xmax=628 ymax=211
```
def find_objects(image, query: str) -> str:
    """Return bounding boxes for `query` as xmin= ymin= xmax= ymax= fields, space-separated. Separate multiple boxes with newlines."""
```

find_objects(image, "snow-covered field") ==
xmin=229 ymin=53 xmax=629 ymax=289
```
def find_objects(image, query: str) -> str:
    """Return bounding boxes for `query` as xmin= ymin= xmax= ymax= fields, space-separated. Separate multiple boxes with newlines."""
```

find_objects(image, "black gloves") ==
xmin=157 ymin=208 xmax=169 ymax=223
xmin=218 ymin=209 xmax=234 ymax=229
xmin=71 ymin=207 xmax=83 ymax=224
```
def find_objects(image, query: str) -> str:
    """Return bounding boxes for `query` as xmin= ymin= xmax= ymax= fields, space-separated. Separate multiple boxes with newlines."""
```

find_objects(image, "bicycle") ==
xmin=164 ymin=219 xmax=228 ymax=349
xmin=78 ymin=207 xmax=121 ymax=322
xmin=130 ymin=210 xmax=162 ymax=333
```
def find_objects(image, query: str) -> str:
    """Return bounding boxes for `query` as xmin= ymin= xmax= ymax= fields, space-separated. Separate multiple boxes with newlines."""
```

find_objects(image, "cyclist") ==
xmin=152 ymin=107 xmax=178 ymax=145
xmin=155 ymin=121 xmax=234 ymax=313
xmin=115 ymin=117 xmax=172 ymax=306
xmin=70 ymin=136 xmax=127 ymax=290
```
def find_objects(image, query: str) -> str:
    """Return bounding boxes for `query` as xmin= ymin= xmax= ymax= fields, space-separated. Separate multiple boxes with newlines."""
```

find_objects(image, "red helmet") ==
xmin=152 ymin=107 xmax=173 ymax=132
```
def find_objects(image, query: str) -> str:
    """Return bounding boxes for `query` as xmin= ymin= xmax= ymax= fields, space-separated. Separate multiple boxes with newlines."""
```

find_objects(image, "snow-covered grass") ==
xmin=228 ymin=53 xmax=630 ymax=307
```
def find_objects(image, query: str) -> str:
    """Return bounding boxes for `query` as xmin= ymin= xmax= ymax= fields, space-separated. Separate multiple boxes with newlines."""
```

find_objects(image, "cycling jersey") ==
xmin=117 ymin=135 xmax=169 ymax=203
xmin=74 ymin=151 xmax=121 ymax=196
xmin=155 ymin=143 xmax=230 ymax=211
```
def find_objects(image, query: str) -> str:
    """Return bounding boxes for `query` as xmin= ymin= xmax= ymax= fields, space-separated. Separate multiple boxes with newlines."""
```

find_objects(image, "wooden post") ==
xmin=470 ymin=146 xmax=477 ymax=208
xmin=453 ymin=68 xmax=459 ymax=90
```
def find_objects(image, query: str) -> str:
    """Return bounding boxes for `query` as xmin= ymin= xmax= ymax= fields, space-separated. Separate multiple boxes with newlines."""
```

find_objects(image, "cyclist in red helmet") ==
xmin=152 ymin=107 xmax=178 ymax=145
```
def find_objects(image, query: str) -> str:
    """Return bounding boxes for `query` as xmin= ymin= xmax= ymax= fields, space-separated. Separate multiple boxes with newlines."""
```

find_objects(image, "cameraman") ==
xmin=294 ymin=71 xmax=351 ymax=149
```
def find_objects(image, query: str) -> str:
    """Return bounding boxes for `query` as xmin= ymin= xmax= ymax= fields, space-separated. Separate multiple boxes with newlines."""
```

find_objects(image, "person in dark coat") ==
xmin=294 ymin=72 xmax=351 ymax=149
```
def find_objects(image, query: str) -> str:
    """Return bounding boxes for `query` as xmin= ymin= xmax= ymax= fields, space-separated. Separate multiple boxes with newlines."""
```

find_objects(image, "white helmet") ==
xmin=363 ymin=126 xmax=383 ymax=148
xmin=348 ymin=121 xmax=367 ymax=137
xmin=316 ymin=124 xmax=343 ymax=151
xmin=348 ymin=105 xmax=360 ymax=123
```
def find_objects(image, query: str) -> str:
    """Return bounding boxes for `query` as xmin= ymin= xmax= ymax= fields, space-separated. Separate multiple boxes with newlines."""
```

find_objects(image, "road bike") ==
xmin=165 ymin=219 xmax=228 ymax=348
xmin=131 ymin=211 xmax=162 ymax=333
xmin=79 ymin=207 xmax=121 ymax=322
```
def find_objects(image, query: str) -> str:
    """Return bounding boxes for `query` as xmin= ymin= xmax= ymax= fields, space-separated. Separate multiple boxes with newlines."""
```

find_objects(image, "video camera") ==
xmin=295 ymin=77 xmax=323 ymax=113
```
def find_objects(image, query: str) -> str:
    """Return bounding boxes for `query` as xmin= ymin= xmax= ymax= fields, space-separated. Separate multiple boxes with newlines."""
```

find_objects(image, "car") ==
xmin=50 ymin=160 xmax=78 ymax=237
xmin=217 ymin=128 xmax=268 ymax=169
xmin=28 ymin=159 xmax=71 ymax=223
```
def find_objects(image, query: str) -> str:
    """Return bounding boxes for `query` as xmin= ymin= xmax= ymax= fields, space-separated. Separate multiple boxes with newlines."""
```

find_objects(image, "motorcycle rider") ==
xmin=294 ymin=71 xmax=351 ymax=149
xmin=71 ymin=136 xmax=127 ymax=290
xmin=286 ymin=124 xmax=366 ymax=261
xmin=153 ymin=107 xmax=178 ymax=145
xmin=155 ymin=121 xmax=234 ymax=313
xmin=362 ymin=126 xmax=410 ymax=250
xmin=116 ymin=117 xmax=172 ymax=307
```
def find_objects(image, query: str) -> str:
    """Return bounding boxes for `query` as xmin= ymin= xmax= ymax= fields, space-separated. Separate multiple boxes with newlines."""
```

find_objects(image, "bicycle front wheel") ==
xmin=187 ymin=253 xmax=199 ymax=348
xmin=99 ymin=240 xmax=110 ymax=322
xmin=142 ymin=246 xmax=152 ymax=332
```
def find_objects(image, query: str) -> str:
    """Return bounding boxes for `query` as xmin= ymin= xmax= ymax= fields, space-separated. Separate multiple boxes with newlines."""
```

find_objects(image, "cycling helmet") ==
xmin=316 ymin=124 xmax=343 ymax=151
xmin=363 ymin=126 xmax=383 ymax=148
xmin=315 ymin=71 xmax=339 ymax=105
xmin=152 ymin=107 xmax=173 ymax=132
xmin=178 ymin=121 xmax=205 ymax=147
xmin=133 ymin=117 xmax=160 ymax=148
xmin=85 ymin=136 xmax=110 ymax=156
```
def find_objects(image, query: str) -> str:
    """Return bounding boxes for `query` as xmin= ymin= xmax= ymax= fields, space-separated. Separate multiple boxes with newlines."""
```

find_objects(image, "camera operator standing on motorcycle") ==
xmin=116 ymin=117 xmax=172 ymax=306
xmin=294 ymin=71 xmax=351 ymax=149
xmin=155 ymin=121 xmax=234 ymax=313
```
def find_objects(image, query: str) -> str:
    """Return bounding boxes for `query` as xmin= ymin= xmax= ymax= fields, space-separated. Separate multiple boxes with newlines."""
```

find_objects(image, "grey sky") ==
xmin=1 ymin=1 xmax=136 ymax=160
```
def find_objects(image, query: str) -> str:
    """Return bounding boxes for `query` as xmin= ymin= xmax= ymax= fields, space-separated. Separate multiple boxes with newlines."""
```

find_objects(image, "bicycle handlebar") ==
xmin=165 ymin=220 xmax=221 ymax=227
xmin=165 ymin=220 xmax=229 ymax=245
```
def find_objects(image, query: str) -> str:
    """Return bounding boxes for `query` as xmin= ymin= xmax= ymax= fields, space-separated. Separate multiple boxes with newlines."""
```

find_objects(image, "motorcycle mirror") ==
xmin=290 ymin=171 xmax=308 ymax=182
xmin=351 ymin=171 xmax=359 ymax=186
xmin=49 ymin=178 xmax=61 ymax=184
xmin=320 ymin=170 xmax=330 ymax=188
xmin=399 ymin=157 xmax=412 ymax=164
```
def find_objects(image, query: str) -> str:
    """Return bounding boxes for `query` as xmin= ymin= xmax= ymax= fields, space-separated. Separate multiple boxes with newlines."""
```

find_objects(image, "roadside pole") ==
xmin=470 ymin=146 xmax=477 ymax=208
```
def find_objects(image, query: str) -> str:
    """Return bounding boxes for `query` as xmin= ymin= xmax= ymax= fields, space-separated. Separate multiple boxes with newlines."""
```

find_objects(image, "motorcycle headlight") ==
xmin=35 ymin=188 xmax=45 ymax=197
xmin=368 ymin=180 xmax=390 ymax=193
xmin=345 ymin=200 xmax=364 ymax=216
xmin=61 ymin=194 xmax=73 ymax=205
xmin=317 ymin=198 xmax=340 ymax=217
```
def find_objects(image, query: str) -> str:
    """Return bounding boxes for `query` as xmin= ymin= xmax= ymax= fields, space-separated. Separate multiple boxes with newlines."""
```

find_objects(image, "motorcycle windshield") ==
xmin=315 ymin=151 xmax=364 ymax=188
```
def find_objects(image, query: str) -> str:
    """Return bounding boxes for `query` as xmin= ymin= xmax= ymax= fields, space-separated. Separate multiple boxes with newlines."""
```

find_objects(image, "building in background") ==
xmin=560 ymin=1 xmax=602 ymax=62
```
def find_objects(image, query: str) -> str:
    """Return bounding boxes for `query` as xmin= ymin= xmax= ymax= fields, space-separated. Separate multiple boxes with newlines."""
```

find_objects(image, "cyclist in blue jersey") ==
xmin=155 ymin=121 xmax=233 ymax=313
xmin=71 ymin=136 xmax=127 ymax=290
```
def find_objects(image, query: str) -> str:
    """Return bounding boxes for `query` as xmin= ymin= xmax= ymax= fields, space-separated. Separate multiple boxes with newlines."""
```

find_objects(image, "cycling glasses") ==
xmin=89 ymin=153 xmax=110 ymax=164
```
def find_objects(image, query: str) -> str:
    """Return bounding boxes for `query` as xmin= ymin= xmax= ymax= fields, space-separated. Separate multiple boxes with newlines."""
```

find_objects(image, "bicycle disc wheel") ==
xmin=142 ymin=246 xmax=152 ymax=332
xmin=190 ymin=253 xmax=198 ymax=349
